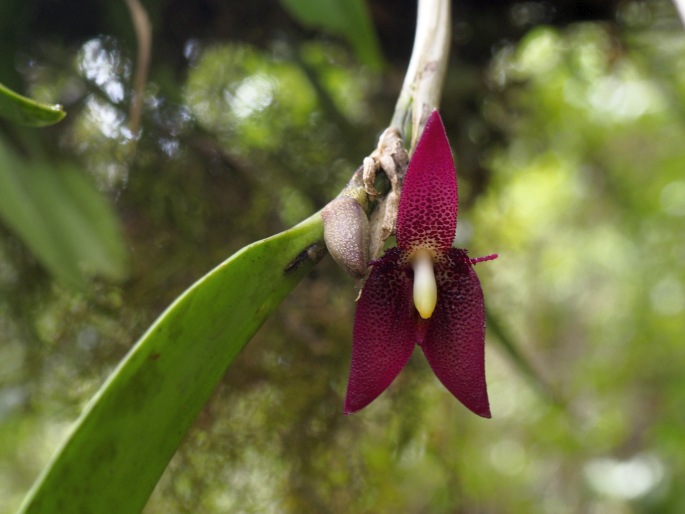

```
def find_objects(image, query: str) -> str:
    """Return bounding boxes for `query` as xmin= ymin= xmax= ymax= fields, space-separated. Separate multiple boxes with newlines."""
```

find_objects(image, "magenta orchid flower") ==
xmin=344 ymin=110 xmax=498 ymax=417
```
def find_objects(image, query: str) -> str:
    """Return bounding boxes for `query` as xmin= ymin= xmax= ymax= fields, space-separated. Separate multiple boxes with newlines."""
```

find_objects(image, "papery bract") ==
xmin=344 ymin=110 xmax=497 ymax=417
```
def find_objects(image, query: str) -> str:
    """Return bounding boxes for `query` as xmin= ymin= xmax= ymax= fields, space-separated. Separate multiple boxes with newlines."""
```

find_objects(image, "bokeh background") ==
xmin=2 ymin=0 xmax=685 ymax=512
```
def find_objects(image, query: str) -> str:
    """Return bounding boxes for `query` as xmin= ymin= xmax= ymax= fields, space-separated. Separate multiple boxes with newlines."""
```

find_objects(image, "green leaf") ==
xmin=279 ymin=0 xmax=383 ymax=70
xmin=17 ymin=213 xmax=324 ymax=514
xmin=0 ymin=82 xmax=65 ymax=127
xmin=0 ymin=138 xmax=128 ymax=287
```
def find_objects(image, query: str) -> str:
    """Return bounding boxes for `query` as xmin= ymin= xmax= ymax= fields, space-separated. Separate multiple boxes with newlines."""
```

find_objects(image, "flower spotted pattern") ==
xmin=344 ymin=111 xmax=497 ymax=417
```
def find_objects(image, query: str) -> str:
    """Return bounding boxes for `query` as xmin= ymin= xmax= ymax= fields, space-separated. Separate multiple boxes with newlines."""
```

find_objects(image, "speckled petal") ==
xmin=344 ymin=248 xmax=416 ymax=414
xmin=421 ymin=248 xmax=491 ymax=418
xmin=396 ymin=110 xmax=458 ymax=252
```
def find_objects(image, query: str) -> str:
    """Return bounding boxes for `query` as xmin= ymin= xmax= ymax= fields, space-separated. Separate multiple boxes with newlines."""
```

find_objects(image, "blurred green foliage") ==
xmin=278 ymin=0 xmax=383 ymax=70
xmin=2 ymin=0 xmax=685 ymax=513
xmin=0 ymin=140 xmax=127 ymax=288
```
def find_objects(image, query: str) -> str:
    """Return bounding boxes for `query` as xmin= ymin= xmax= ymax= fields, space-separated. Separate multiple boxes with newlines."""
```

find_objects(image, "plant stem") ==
xmin=673 ymin=0 xmax=685 ymax=26
xmin=390 ymin=0 xmax=451 ymax=153
xmin=324 ymin=0 xmax=452 ymax=267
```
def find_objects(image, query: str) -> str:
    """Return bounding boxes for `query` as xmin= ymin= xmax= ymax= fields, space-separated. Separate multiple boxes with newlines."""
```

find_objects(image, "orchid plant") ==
xmin=344 ymin=110 xmax=498 ymax=417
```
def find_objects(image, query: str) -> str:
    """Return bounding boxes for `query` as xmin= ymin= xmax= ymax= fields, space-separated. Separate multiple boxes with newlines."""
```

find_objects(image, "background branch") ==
xmin=124 ymin=0 xmax=152 ymax=139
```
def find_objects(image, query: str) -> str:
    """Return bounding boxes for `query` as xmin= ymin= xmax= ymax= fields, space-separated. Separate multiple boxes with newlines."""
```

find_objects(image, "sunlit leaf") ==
xmin=0 ymin=82 xmax=65 ymax=127
xmin=279 ymin=0 xmax=383 ymax=70
xmin=0 ymin=138 xmax=127 ymax=287
xmin=17 ymin=213 xmax=324 ymax=514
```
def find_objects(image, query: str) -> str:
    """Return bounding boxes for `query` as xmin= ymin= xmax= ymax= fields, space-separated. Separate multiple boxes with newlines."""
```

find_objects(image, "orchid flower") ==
xmin=344 ymin=110 xmax=498 ymax=417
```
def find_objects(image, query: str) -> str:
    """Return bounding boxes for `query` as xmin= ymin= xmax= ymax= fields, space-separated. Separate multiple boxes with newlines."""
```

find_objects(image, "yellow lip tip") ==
xmin=412 ymin=250 xmax=437 ymax=319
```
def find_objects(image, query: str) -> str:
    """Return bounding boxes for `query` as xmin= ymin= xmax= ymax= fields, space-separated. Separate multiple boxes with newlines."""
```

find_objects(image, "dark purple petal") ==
xmin=344 ymin=248 xmax=416 ymax=414
xmin=421 ymin=248 xmax=491 ymax=418
xmin=396 ymin=110 xmax=458 ymax=253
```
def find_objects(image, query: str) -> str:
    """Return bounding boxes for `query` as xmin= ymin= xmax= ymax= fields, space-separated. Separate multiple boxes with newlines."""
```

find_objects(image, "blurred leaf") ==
xmin=279 ymin=0 xmax=383 ymax=70
xmin=17 ymin=213 xmax=324 ymax=514
xmin=486 ymin=309 xmax=565 ymax=408
xmin=0 ymin=138 xmax=127 ymax=287
xmin=0 ymin=82 xmax=65 ymax=126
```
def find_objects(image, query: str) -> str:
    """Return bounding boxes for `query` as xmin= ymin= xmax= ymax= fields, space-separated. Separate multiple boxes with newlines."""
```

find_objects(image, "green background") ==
xmin=1 ymin=0 xmax=684 ymax=512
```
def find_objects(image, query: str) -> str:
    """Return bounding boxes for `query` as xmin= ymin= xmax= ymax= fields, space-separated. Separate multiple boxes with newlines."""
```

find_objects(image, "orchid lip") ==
xmin=412 ymin=249 xmax=437 ymax=319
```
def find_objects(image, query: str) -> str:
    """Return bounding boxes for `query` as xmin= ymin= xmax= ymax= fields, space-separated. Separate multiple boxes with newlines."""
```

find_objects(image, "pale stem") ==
xmin=673 ymin=0 xmax=685 ymax=26
xmin=390 ymin=0 xmax=451 ymax=153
